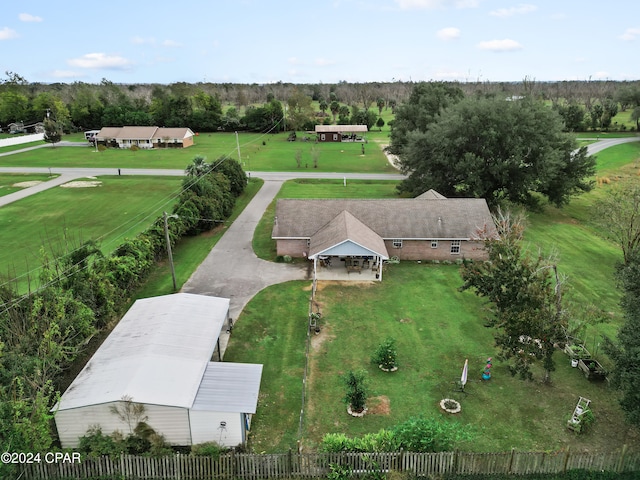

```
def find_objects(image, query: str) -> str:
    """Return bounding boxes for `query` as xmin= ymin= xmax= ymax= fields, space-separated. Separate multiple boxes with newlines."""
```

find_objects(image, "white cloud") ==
xmin=437 ymin=27 xmax=460 ymax=40
xmin=67 ymin=53 xmax=133 ymax=70
xmin=315 ymin=58 xmax=335 ymax=66
xmin=162 ymin=39 xmax=182 ymax=48
xmin=19 ymin=13 xmax=43 ymax=22
xmin=0 ymin=27 xmax=18 ymax=40
xmin=395 ymin=0 xmax=478 ymax=10
xmin=490 ymin=4 xmax=537 ymax=17
xmin=477 ymin=39 xmax=523 ymax=52
xmin=619 ymin=27 xmax=640 ymax=41
xmin=593 ymin=71 xmax=610 ymax=80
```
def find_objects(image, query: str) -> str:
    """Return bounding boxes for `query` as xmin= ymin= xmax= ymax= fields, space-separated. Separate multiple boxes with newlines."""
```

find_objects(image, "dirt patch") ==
xmin=314 ymin=280 xmax=376 ymax=291
xmin=367 ymin=395 xmax=391 ymax=415
xmin=311 ymin=325 xmax=335 ymax=351
xmin=399 ymin=318 xmax=413 ymax=324
xmin=12 ymin=181 xmax=43 ymax=188
xmin=60 ymin=180 xmax=103 ymax=188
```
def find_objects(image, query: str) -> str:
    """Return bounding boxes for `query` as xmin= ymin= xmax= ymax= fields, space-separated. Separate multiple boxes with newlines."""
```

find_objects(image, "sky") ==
xmin=1 ymin=0 xmax=639 ymax=85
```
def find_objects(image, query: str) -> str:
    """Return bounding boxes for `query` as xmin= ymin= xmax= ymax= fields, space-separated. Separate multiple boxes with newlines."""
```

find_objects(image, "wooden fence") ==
xmin=23 ymin=448 xmax=640 ymax=479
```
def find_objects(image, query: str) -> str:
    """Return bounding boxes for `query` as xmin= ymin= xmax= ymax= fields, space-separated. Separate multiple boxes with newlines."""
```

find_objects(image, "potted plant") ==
xmin=371 ymin=337 xmax=398 ymax=372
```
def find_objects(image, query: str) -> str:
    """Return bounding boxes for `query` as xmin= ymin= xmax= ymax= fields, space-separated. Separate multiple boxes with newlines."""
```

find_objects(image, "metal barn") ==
xmin=53 ymin=293 xmax=262 ymax=448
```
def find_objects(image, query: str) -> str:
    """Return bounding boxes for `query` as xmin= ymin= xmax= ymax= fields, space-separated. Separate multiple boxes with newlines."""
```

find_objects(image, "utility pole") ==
xmin=235 ymin=131 xmax=242 ymax=165
xmin=163 ymin=211 xmax=179 ymax=291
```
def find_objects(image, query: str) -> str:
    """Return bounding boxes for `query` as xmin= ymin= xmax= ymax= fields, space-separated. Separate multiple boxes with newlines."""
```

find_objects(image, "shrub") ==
xmin=191 ymin=441 xmax=226 ymax=458
xmin=371 ymin=337 xmax=397 ymax=370
xmin=391 ymin=416 xmax=473 ymax=452
xmin=343 ymin=370 xmax=368 ymax=413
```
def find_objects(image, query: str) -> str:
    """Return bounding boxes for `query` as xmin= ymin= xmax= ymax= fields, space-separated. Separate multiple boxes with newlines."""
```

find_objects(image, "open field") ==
xmin=0 ymin=132 xmax=396 ymax=173
xmin=0 ymin=175 xmax=182 ymax=290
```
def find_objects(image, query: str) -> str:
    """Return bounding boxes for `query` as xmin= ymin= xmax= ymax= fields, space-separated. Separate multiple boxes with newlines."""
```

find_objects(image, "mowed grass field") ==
xmin=0 ymin=176 xmax=182 ymax=289
xmin=225 ymin=144 xmax=640 ymax=454
xmin=0 ymin=173 xmax=57 ymax=197
xmin=0 ymin=132 xmax=396 ymax=173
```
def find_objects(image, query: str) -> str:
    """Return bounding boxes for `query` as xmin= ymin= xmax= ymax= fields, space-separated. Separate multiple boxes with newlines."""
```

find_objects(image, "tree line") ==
xmin=1 ymin=72 xmax=639 ymax=135
xmin=0 ymin=156 xmax=247 ymax=477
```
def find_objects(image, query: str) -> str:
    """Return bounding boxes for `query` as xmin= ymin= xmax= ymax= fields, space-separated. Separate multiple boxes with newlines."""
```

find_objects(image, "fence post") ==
xmin=231 ymin=449 xmax=236 ymax=479
xmin=288 ymin=448 xmax=293 ymax=476
xmin=616 ymin=444 xmax=628 ymax=473
xmin=453 ymin=449 xmax=459 ymax=474
xmin=508 ymin=448 xmax=515 ymax=474
xmin=562 ymin=447 xmax=571 ymax=473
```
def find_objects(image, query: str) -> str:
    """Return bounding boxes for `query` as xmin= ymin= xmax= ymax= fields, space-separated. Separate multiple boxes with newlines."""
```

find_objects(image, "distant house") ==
xmin=95 ymin=126 xmax=195 ymax=149
xmin=314 ymin=125 xmax=368 ymax=142
xmin=272 ymin=191 xmax=494 ymax=281
xmin=53 ymin=293 xmax=263 ymax=448
xmin=8 ymin=122 xmax=26 ymax=134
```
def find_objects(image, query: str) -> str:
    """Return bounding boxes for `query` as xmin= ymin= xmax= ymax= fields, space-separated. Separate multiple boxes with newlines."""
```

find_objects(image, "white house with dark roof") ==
xmin=272 ymin=191 xmax=495 ymax=281
xmin=95 ymin=126 xmax=195 ymax=149
xmin=53 ymin=293 xmax=262 ymax=448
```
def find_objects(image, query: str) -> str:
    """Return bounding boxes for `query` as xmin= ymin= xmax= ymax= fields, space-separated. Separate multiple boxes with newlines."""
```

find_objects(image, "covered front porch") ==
xmin=313 ymin=255 xmax=381 ymax=281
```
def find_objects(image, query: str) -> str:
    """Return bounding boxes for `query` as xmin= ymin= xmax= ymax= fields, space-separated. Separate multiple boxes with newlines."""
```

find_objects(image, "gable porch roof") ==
xmin=309 ymin=210 xmax=389 ymax=259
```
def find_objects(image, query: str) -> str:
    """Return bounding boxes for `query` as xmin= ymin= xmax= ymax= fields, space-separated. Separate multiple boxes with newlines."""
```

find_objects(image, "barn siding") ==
xmin=189 ymin=410 xmax=243 ymax=447
xmin=55 ymin=402 xmax=191 ymax=448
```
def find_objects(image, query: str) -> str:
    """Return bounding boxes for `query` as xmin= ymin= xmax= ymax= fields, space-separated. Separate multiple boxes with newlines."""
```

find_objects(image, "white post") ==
xmin=344 ymin=176 xmax=346 ymax=187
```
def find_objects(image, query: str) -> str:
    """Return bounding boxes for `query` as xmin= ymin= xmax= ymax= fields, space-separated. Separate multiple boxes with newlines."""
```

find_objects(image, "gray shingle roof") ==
xmin=309 ymin=210 xmax=389 ymax=258
xmin=273 ymin=197 xmax=494 ymax=240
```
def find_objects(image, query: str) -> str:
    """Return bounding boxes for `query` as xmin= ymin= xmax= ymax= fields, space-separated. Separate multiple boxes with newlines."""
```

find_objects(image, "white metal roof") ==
xmin=191 ymin=363 xmax=263 ymax=414
xmin=56 ymin=293 xmax=229 ymax=411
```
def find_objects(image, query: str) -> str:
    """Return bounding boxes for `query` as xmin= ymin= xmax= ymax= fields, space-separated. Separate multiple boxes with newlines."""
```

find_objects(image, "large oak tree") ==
xmin=394 ymin=95 xmax=596 ymax=208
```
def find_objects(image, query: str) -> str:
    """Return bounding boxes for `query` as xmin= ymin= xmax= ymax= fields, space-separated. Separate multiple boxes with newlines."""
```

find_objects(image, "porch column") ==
xmin=378 ymin=256 xmax=383 ymax=281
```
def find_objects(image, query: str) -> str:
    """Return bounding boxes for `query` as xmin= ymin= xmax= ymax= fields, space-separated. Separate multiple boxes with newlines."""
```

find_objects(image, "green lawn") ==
xmin=0 ymin=173 xmax=57 ymax=197
xmin=0 ymin=176 xmax=182 ymax=289
xmin=225 ymin=265 xmax=638 ymax=454
xmin=0 ymin=132 xmax=396 ymax=173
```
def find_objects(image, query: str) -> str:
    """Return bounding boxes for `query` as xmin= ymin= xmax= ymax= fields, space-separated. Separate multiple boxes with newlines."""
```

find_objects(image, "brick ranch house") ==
xmin=95 ymin=126 xmax=195 ymax=149
xmin=272 ymin=190 xmax=495 ymax=281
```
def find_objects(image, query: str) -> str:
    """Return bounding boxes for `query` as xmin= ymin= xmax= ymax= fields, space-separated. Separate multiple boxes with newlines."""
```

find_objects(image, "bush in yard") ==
xmin=191 ymin=441 xmax=227 ymax=458
xmin=391 ymin=416 xmax=473 ymax=452
xmin=371 ymin=337 xmax=398 ymax=370
xmin=343 ymin=369 xmax=368 ymax=413
xmin=320 ymin=430 xmax=396 ymax=452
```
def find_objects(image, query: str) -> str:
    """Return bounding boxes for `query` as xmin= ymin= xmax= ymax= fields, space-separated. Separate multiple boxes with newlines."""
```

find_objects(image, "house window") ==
xmin=392 ymin=239 xmax=403 ymax=249
xmin=431 ymin=240 xmax=438 ymax=248
xmin=321 ymin=134 xmax=325 ymax=141
xmin=333 ymin=134 xmax=338 ymax=141
xmin=450 ymin=240 xmax=461 ymax=254
xmin=306 ymin=239 xmax=311 ymax=247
